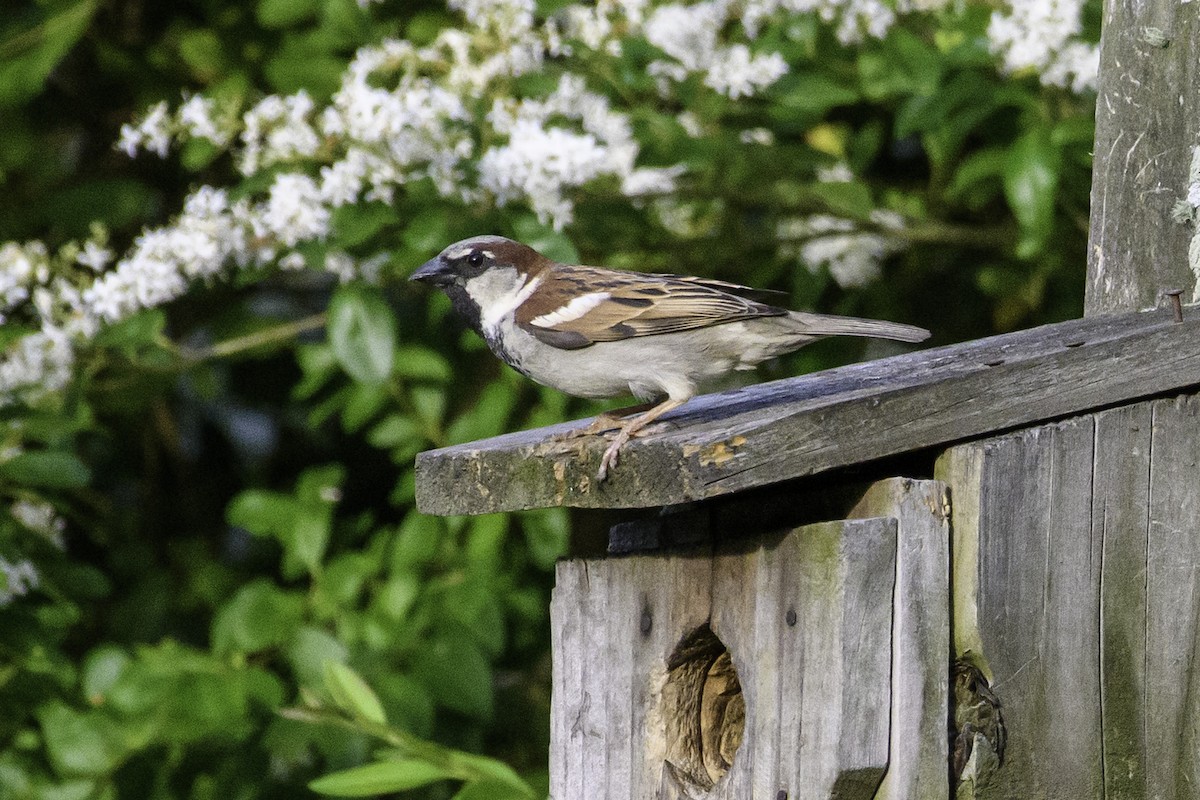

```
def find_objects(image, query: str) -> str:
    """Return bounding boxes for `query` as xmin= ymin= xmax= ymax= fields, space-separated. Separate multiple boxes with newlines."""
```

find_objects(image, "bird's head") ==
xmin=410 ymin=235 xmax=557 ymax=337
xmin=410 ymin=235 xmax=552 ymax=289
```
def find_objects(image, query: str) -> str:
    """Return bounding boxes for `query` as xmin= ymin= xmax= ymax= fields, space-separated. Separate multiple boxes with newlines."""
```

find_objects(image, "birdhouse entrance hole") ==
xmin=661 ymin=623 xmax=745 ymax=793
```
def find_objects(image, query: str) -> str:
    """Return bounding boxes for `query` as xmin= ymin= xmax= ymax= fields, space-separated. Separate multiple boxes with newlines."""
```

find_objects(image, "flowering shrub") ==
xmin=0 ymin=0 xmax=1097 ymax=796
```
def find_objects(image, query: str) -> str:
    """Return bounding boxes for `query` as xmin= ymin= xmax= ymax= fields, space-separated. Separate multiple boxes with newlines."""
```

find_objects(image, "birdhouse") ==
xmin=413 ymin=6 xmax=1200 ymax=797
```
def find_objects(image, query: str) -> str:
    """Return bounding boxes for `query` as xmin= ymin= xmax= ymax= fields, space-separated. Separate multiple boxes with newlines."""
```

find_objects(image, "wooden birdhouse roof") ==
xmin=414 ymin=305 xmax=1198 ymax=515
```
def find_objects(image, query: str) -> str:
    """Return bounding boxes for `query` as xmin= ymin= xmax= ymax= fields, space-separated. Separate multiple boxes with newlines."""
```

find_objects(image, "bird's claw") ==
xmin=551 ymin=416 xmax=621 ymax=442
xmin=596 ymin=430 xmax=630 ymax=482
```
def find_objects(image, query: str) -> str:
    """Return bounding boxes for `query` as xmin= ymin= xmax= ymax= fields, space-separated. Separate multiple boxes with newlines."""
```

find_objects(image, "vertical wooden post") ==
xmin=849 ymin=479 xmax=950 ymax=800
xmin=1086 ymin=0 xmax=1200 ymax=315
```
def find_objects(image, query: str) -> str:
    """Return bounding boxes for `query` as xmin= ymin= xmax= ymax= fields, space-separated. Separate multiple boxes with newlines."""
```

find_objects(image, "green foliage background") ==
xmin=0 ymin=0 xmax=1096 ymax=797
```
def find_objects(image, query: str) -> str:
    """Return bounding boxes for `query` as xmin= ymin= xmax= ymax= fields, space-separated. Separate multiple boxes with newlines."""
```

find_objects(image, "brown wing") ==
xmin=652 ymin=274 xmax=787 ymax=300
xmin=514 ymin=265 xmax=785 ymax=350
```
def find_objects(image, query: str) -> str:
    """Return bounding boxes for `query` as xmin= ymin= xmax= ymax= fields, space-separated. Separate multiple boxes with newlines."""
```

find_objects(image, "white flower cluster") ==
xmin=11 ymin=499 xmax=67 ymax=549
xmin=0 ymin=0 xmax=1097 ymax=408
xmin=481 ymin=75 xmax=683 ymax=223
xmin=0 ymin=329 xmax=74 ymax=403
xmin=0 ymin=242 xmax=46 ymax=318
xmin=987 ymin=0 xmax=1099 ymax=93
xmin=742 ymin=0 xmax=904 ymax=45
xmin=644 ymin=2 xmax=789 ymax=97
xmin=0 ymin=556 xmax=39 ymax=607
xmin=779 ymin=207 xmax=907 ymax=289
xmin=240 ymin=92 xmax=322 ymax=175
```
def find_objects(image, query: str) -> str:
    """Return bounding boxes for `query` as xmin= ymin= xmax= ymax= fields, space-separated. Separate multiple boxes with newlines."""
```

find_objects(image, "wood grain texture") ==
xmin=549 ymin=518 xmax=897 ymax=800
xmin=937 ymin=417 xmax=1103 ymax=799
xmin=1145 ymin=395 xmax=1200 ymax=800
xmin=938 ymin=395 xmax=1200 ymax=799
xmin=849 ymin=479 xmax=950 ymax=800
xmin=1094 ymin=403 xmax=1151 ymax=800
xmin=416 ymin=306 xmax=1198 ymax=515
xmin=1086 ymin=0 xmax=1200 ymax=315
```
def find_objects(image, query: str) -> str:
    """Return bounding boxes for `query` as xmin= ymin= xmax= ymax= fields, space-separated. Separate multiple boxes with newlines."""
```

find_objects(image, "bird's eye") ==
xmin=467 ymin=252 xmax=484 ymax=268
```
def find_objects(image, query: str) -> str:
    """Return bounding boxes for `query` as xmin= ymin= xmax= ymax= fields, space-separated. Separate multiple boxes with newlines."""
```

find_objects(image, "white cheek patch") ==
xmin=478 ymin=274 xmax=543 ymax=333
xmin=529 ymin=292 xmax=611 ymax=328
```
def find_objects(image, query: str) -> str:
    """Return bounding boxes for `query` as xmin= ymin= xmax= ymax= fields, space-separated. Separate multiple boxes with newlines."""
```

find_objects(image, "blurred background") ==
xmin=0 ymin=0 xmax=1097 ymax=797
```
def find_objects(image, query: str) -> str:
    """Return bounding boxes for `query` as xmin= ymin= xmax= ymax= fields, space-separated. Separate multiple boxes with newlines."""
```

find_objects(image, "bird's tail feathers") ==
xmin=786 ymin=311 xmax=930 ymax=344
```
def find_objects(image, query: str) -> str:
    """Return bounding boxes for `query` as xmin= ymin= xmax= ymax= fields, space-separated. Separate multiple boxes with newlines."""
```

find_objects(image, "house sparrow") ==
xmin=411 ymin=235 xmax=930 ymax=481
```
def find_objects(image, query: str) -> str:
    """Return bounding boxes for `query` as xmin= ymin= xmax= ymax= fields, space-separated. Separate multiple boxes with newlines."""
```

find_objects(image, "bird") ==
xmin=410 ymin=235 xmax=930 ymax=481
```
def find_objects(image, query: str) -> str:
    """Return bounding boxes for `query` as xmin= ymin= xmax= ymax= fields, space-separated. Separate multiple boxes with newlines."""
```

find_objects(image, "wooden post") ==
xmin=1086 ymin=0 xmax=1200 ymax=315
xmin=850 ymin=480 xmax=950 ymax=800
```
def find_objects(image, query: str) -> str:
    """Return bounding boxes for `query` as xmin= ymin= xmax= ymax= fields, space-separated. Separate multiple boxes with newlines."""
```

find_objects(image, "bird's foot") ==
xmin=550 ymin=402 xmax=658 ymax=443
xmin=593 ymin=398 xmax=686 ymax=483
xmin=596 ymin=428 xmax=633 ymax=482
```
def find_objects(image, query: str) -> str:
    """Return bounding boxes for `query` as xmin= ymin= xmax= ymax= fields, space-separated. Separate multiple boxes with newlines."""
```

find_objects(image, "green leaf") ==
xmin=375 ymin=571 xmax=420 ymax=621
xmin=0 ymin=0 xmax=100 ymax=108
xmin=771 ymin=73 xmax=858 ymax=117
xmin=309 ymin=760 xmax=451 ymax=796
xmin=1004 ymin=128 xmax=1061 ymax=259
xmin=177 ymin=28 xmax=226 ymax=82
xmin=446 ymin=381 xmax=518 ymax=444
xmin=264 ymin=36 xmax=343 ymax=95
xmin=333 ymin=203 xmax=395 ymax=248
xmin=92 ymin=309 xmax=167 ymax=350
xmin=946 ymin=147 xmax=1008 ymax=207
xmin=226 ymin=490 xmax=295 ymax=536
xmin=339 ymin=382 xmax=389 ymax=433
xmin=393 ymin=345 xmax=452 ymax=383
xmin=324 ymin=662 xmax=387 ymax=725
xmin=443 ymin=578 xmax=505 ymax=657
xmin=446 ymin=752 xmax=533 ymax=793
xmin=0 ymin=450 xmax=90 ymax=489
xmin=390 ymin=511 xmax=443 ymax=570
xmin=36 ymin=702 xmax=123 ymax=777
xmin=510 ymin=217 xmax=578 ymax=264
xmin=288 ymin=627 xmax=348 ymax=689
xmin=328 ymin=284 xmax=397 ymax=385
xmin=451 ymin=780 xmax=537 ymax=800
xmin=374 ymin=673 xmax=435 ymax=736
xmin=211 ymin=580 xmax=305 ymax=656
xmin=291 ymin=513 xmax=332 ymax=575
xmin=521 ymin=507 xmax=569 ymax=570
xmin=806 ymin=180 xmax=875 ymax=220
xmin=256 ymin=0 xmax=320 ymax=28
xmin=367 ymin=414 xmax=422 ymax=450
xmin=409 ymin=385 xmax=446 ymax=427
xmin=81 ymin=646 xmax=130 ymax=703
xmin=412 ymin=634 xmax=493 ymax=719
xmin=294 ymin=343 xmax=339 ymax=400
xmin=402 ymin=211 xmax=451 ymax=255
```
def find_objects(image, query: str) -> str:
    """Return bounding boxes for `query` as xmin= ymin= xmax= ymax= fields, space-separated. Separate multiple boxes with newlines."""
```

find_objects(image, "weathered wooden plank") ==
xmin=936 ymin=417 xmax=1103 ymax=799
xmin=710 ymin=527 xmax=778 ymax=800
xmin=549 ymin=559 xmax=584 ymax=800
xmin=551 ymin=548 xmax=715 ymax=800
xmin=1146 ymin=396 xmax=1200 ymax=800
xmin=416 ymin=306 xmax=1199 ymax=515
xmin=711 ymin=518 xmax=896 ymax=800
xmin=550 ymin=519 xmax=896 ymax=800
xmin=849 ymin=479 xmax=950 ymax=800
xmin=1094 ymin=403 xmax=1151 ymax=800
xmin=1086 ymin=0 xmax=1200 ymax=316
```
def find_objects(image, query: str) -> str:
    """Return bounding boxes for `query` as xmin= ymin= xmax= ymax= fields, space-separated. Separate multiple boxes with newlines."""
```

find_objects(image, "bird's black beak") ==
xmin=410 ymin=257 xmax=450 ymax=286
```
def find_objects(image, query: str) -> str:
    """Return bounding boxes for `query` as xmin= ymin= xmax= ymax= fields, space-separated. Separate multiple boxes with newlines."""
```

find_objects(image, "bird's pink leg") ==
xmin=552 ymin=401 xmax=659 ymax=440
xmin=596 ymin=398 xmax=685 ymax=482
